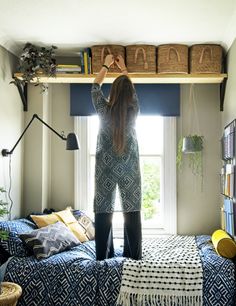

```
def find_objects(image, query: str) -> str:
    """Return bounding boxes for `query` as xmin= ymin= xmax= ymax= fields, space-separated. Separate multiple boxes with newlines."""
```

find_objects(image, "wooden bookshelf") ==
xmin=14 ymin=73 xmax=227 ymax=84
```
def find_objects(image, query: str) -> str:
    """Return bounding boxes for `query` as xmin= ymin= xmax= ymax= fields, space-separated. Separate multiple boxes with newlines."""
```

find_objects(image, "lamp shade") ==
xmin=66 ymin=133 xmax=79 ymax=150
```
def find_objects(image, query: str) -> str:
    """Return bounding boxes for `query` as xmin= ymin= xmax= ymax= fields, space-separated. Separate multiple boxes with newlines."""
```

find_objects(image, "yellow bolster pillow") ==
xmin=212 ymin=229 xmax=236 ymax=259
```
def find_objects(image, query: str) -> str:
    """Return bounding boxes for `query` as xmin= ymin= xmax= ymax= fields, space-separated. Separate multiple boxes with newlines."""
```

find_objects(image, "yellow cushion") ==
xmin=55 ymin=209 xmax=89 ymax=243
xmin=67 ymin=222 xmax=88 ymax=243
xmin=212 ymin=229 xmax=236 ymax=259
xmin=55 ymin=209 xmax=77 ymax=224
xmin=31 ymin=209 xmax=89 ymax=243
xmin=30 ymin=214 xmax=60 ymax=228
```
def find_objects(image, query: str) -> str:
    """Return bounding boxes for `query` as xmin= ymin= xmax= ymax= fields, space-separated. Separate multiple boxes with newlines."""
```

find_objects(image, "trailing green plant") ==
xmin=177 ymin=135 xmax=203 ymax=177
xmin=11 ymin=42 xmax=57 ymax=90
xmin=0 ymin=187 xmax=9 ymax=240
xmin=177 ymin=136 xmax=184 ymax=170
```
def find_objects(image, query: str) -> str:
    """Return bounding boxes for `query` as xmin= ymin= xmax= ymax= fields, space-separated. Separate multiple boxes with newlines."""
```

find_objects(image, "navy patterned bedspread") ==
xmin=3 ymin=236 xmax=236 ymax=306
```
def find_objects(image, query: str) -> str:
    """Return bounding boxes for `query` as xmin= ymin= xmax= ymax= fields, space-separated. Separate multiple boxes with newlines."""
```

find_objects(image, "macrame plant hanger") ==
xmin=182 ymin=84 xmax=202 ymax=153
xmin=181 ymin=84 xmax=204 ymax=180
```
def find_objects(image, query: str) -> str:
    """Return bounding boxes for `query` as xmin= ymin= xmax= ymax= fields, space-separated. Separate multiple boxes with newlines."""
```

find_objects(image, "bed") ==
xmin=0 ymin=218 xmax=235 ymax=306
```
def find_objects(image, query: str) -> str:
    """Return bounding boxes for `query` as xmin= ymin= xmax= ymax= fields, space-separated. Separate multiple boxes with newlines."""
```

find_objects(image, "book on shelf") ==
xmin=77 ymin=48 xmax=92 ymax=74
xmin=86 ymin=48 xmax=92 ymax=74
xmin=221 ymin=206 xmax=225 ymax=231
xmin=77 ymin=51 xmax=84 ymax=74
xmin=57 ymin=65 xmax=81 ymax=68
xmin=56 ymin=64 xmax=82 ymax=73
xmin=233 ymin=202 xmax=236 ymax=236
xmin=83 ymin=52 xmax=88 ymax=74
xmin=221 ymin=164 xmax=235 ymax=198
xmin=227 ymin=164 xmax=234 ymax=198
xmin=222 ymin=120 xmax=235 ymax=160
xmin=224 ymin=198 xmax=235 ymax=236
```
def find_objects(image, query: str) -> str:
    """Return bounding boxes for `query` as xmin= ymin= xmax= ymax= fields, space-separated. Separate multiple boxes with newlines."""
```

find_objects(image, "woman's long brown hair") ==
xmin=107 ymin=75 xmax=138 ymax=154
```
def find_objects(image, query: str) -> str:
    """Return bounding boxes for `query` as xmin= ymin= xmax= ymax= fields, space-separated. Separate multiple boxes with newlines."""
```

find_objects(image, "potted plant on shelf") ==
xmin=11 ymin=42 xmax=57 ymax=91
xmin=177 ymin=135 xmax=204 ymax=176
xmin=0 ymin=187 xmax=9 ymax=240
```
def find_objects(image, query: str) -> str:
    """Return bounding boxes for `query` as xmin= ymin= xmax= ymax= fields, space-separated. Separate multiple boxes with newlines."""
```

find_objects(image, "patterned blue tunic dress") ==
xmin=91 ymin=83 xmax=141 ymax=214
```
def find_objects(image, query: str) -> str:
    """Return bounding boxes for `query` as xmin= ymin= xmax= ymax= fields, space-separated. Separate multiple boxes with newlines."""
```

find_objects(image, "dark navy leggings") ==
xmin=95 ymin=211 xmax=142 ymax=260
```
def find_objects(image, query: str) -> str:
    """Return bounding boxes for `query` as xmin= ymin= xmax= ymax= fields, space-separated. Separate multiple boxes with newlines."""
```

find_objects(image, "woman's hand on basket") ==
xmin=104 ymin=54 xmax=114 ymax=68
xmin=115 ymin=55 xmax=128 ymax=74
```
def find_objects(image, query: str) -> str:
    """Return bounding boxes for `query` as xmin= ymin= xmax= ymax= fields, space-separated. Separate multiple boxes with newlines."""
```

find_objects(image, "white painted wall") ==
xmin=0 ymin=46 xmax=23 ymax=219
xmin=23 ymin=84 xmax=74 ymax=215
xmin=177 ymin=84 xmax=221 ymax=235
xmin=23 ymin=85 xmax=49 ymax=215
xmin=50 ymin=84 xmax=74 ymax=210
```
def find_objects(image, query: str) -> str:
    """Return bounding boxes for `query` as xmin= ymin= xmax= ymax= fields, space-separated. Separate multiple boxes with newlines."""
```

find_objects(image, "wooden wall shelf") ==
xmin=13 ymin=72 xmax=227 ymax=112
xmin=14 ymin=73 xmax=227 ymax=84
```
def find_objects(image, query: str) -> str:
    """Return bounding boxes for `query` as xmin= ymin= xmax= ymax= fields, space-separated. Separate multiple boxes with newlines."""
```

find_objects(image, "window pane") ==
xmin=140 ymin=156 xmax=163 ymax=228
xmin=89 ymin=115 xmax=99 ymax=154
xmin=136 ymin=116 xmax=163 ymax=155
xmin=88 ymin=115 xmax=163 ymax=231
xmin=89 ymin=115 xmax=163 ymax=155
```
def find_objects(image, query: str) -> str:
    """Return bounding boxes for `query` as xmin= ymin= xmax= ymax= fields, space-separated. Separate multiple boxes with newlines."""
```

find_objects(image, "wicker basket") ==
xmin=126 ymin=45 xmax=156 ymax=73
xmin=190 ymin=44 xmax=223 ymax=74
xmin=0 ymin=282 xmax=22 ymax=306
xmin=91 ymin=45 xmax=125 ymax=73
xmin=157 ymin=44 xmax=188 ymax=74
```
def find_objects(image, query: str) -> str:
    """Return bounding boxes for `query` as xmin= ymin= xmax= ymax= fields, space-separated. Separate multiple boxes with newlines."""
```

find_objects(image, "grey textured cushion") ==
xmin=20 ymin=222 xmax=80 ymax=259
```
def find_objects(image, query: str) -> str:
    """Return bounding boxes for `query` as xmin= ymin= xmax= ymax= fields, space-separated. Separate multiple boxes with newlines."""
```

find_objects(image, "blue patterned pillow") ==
xmin=0 ymin=219 xmax=36 ymax=256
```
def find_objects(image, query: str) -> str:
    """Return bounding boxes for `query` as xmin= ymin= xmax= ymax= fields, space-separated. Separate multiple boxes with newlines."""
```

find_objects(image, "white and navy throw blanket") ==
xmin=117 ymin=236 xmax=203 ymax=306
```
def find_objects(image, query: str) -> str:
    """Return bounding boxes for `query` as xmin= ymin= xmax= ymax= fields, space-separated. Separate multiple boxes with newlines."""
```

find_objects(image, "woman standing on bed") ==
xmin=91 ymin=54 xmax=142 ymax=261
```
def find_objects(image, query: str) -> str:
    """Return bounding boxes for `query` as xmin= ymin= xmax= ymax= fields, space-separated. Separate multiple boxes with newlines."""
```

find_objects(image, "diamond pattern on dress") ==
xmin=103 ymin=178 xmax=116 ymax=191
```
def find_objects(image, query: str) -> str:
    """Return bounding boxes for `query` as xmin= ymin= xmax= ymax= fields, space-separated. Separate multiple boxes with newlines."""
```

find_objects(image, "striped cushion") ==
xmin=20 ymin=222 xmax=80 ymax=259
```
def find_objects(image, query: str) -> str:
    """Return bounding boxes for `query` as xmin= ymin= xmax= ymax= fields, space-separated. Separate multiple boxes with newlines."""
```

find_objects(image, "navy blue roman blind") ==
xmin=70 ymin=84 xmax=180 ymax=116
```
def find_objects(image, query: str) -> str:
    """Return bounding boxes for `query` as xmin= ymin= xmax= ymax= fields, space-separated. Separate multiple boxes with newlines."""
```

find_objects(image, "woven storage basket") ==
xmin=157 ymin=44 xmax=188 ymax=74
xmin=190 ymin=44 xmax=223 ymax=74
xmin=91 ymin=45 xmax=125 ymax=73
xmin=126 ymin=45 xmax=156 ymax=73
xmin=0 ymin=282 xmax=22 ymax=306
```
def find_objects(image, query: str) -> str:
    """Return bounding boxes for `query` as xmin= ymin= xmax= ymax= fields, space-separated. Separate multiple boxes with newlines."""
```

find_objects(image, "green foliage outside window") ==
xmin=142 ymin=161 xmax=160 ymax=220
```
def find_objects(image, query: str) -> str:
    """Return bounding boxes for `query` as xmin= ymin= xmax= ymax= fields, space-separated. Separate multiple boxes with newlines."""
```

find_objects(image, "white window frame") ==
xmin=74 ymin=116 xmax=177 ymax=235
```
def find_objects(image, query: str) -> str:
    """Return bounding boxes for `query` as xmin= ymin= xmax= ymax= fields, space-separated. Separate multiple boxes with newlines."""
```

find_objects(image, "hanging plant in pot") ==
xmin=177 ymin=83 xmax=204 ymax=178
xmin=182 ymin=135 xmax=203 ymax=153
xmin=177 ymin=135 xmax=204 ymax=176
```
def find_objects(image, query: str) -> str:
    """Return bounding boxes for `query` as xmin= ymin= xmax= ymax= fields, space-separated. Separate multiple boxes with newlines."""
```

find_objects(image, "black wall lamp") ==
xmin=1 ymin=113 xmax=79 ymax=157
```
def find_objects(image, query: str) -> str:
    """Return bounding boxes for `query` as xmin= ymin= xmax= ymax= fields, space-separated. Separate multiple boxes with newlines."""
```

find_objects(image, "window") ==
xmin=74 ymin=116 xmax=176 ymax=236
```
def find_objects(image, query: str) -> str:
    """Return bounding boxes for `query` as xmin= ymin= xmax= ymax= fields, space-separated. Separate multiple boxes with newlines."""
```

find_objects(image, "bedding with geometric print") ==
xmin=1 ymin=225 xmax=235 ymax=306
xmin=0 ymin=219 xmax=36 ymax=256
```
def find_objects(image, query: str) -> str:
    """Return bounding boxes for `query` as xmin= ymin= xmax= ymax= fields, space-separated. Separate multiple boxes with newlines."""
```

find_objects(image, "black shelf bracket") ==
xmin=220 ymin=53 xmax=228 ymax=112
xmin=220 ymin=78 xmax=227 ymax=112
xmin=11 ymin=78 xmax=28 ymax=111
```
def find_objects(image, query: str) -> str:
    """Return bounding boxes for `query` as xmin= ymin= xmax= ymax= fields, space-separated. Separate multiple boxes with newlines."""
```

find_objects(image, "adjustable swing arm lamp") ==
xmin=2 ymin=113 xmax=79 ymax=157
